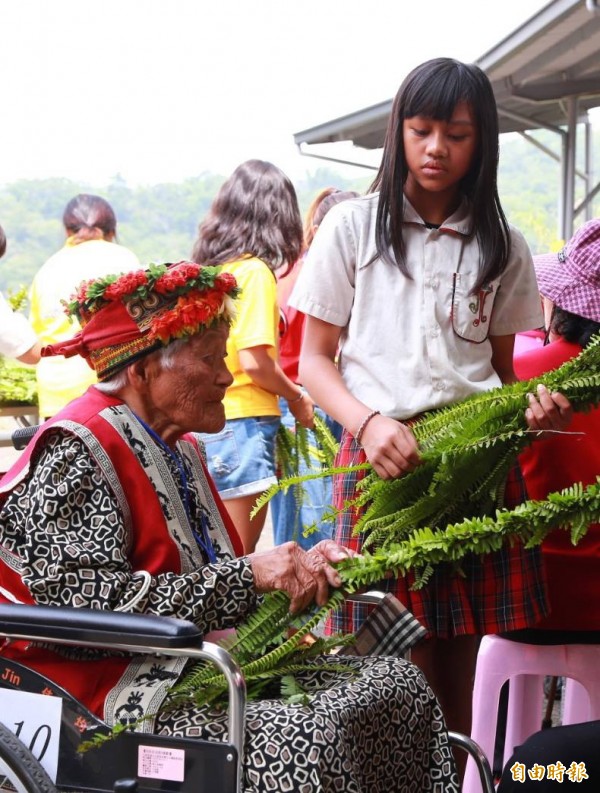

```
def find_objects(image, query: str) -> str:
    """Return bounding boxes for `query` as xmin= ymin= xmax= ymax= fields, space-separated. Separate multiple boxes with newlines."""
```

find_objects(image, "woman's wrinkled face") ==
xmin=145 ymin=324 xmax=233 ymax=442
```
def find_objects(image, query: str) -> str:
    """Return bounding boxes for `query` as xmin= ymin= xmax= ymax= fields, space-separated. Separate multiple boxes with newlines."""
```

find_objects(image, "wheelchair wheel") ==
xmin=0 ymin=721 xmax=57 ymax=793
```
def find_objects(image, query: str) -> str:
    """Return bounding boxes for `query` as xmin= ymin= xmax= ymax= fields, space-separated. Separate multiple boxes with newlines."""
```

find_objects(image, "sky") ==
xmin=0 ymin=0 xmax=554 ymax=188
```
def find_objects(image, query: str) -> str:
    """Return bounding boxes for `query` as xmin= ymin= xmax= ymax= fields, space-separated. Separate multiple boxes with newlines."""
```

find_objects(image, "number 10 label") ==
xmin=0 ymin=689 xmax=62 ymax=781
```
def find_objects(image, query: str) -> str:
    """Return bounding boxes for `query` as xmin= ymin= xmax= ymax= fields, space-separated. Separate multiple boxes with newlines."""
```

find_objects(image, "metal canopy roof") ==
xmin=480 ymin=0 xmax=600 ymax=134
xmin=294 ymin=0 xmax=600 ymax=237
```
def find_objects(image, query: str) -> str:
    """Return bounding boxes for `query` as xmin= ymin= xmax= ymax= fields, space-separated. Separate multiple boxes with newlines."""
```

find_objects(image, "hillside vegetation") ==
xmin=0 ymin=128 xmax=598 ymax=296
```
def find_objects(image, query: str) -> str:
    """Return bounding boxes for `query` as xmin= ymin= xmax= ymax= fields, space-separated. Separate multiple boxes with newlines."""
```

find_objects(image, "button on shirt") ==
xmin=289 ymin=193 xmax=543 ymax=421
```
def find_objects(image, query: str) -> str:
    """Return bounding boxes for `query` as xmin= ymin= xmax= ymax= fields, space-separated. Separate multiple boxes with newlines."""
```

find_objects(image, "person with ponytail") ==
xmin=30 ymin=193 xmax=139 ymax=417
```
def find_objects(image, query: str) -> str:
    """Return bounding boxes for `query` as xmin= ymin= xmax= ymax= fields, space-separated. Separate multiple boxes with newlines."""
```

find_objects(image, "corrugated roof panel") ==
xmin=294 ymin=0 xmax=600 ymax=146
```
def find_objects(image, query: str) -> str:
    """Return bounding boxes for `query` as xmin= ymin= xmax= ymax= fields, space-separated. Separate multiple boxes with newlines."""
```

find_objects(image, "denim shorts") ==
xmin=270 ymin=396 xmax=338 ymax=549
xmin=200 ymin=416 xmax=280 ymax=499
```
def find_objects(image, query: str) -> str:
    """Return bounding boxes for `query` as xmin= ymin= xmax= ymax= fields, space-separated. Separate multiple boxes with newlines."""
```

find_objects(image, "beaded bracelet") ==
xmin=288 ymin=391 xmax=304 ymax=404
xmin=355 ymin=409 xmax=380 ymax=446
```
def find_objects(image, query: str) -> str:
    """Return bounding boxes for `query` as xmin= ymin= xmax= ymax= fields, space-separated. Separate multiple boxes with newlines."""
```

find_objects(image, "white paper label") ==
xmin=138 ymin=745 xmax=185 ymax=782
xmin=0 ymin=688 xmax=62 ymax=782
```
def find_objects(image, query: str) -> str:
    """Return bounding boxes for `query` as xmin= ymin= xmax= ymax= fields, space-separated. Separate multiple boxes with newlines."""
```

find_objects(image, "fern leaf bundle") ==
xmin=165 ymin=589 xmax=351 ymax=711
xmin=167 ymin=475 xmax=600 ymax=713
xmin=354 ymin=335 xmax=600 ymax=549
xmin=257 ymin=415 xmax=341 ymax=540
xmin=275 ymin=414 xmax=338 ymax=480
xmin=264 ymin=335 xmax=600 ymax=551
xmin=337 ymin=478 xmax=600 ymax=590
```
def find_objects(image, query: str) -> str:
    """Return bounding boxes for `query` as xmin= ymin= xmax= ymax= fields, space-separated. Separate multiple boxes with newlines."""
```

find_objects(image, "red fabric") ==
xmin=515 ymin=338 xmax=600 ymax=631
xmin=0 ymin=387 xmax=242 ymax=715
xmin=1 ymin=386 xmax=124 ymax=489
xmin=326 ymin=431 xmax=547 ymax=639
xmin=514 ymin=329 xmax=545 ymax=358
xmin=41 ymin=301 xmax=141 ymax=360
xmin=276 ymin=260 xmax=305 ymax=383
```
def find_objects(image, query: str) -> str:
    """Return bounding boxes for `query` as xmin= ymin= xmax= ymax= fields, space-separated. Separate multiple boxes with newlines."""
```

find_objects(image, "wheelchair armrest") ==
xmin=0 ymin=604 xmax=203 ymax=649
xmin=0 ymin=603 xmax=246 ymax=779
xmin=11 ymin=425 xmax=40 ymax=450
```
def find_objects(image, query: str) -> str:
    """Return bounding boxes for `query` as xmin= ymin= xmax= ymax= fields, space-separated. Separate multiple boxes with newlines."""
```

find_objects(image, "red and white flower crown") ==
xmin=65 ymin=261 xmax=239 ymax=344
xmin=42 ymin=261 xmax=240 ymax=381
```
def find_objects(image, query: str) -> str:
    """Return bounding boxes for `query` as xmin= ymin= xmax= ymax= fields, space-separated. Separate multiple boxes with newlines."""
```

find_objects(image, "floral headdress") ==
xmin=42 ymin=261 xmax=240 ymax=381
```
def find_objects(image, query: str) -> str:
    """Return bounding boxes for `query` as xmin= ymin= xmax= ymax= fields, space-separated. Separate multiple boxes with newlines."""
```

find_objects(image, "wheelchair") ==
xmin=0 ymin=602 xmax=496 ymax=793
xmin=0 ymin=604 xmax=244 ymax=793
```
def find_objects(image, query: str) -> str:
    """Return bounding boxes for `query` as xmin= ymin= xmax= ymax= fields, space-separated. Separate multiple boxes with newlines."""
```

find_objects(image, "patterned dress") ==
xmin=0 ymin=387 xmax=459 ymax=793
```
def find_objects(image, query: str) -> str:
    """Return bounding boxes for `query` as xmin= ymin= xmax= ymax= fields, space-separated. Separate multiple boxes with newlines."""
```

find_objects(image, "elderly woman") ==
xmin=0 ymin=262 xmax=459 ymax=793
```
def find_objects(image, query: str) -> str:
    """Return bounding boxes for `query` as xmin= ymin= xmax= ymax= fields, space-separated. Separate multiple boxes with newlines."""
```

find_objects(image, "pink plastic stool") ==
xmin=463 ymin=635 xmax=600 ymax=793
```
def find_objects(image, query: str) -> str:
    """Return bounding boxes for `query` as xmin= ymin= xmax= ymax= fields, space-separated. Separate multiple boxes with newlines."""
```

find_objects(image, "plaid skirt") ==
xmin=326 ymin=431 xmax=549 ymax=639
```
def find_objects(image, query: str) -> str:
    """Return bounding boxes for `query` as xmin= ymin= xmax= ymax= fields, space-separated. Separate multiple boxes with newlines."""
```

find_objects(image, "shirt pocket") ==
xmin=451 ymin=272 xmax=500 ymax=344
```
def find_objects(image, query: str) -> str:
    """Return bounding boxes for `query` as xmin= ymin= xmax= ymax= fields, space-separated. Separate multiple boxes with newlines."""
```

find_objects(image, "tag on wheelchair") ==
xmin=138 ymin=745 xmax=185 ymax=782
xmin=0 ymin=688 xmax=62 ymax=781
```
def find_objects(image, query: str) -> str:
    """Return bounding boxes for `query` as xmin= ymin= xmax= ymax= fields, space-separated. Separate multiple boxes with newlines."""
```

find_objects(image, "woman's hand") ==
xmin=360 ymin=414 xmax=422 ymax=480
xmin=248 ymin=540 xmax=354 ymax=613
xmin=525 ymin=383 xmax=573 ymax=433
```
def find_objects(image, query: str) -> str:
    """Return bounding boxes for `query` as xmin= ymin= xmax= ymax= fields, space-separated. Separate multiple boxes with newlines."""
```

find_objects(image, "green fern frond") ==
xmin=280 ymin=674 xmax=310 ymax=705
xmin=312 ymin=415 xmax=339 ymax=467
xmin=336 ymin=477 xmax=600 ymax=591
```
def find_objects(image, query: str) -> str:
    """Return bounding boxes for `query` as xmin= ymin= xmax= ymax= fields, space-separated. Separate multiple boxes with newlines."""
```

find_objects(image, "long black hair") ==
xmin=191 ymin=159 xmax=303 ymax=272
xmin=370 ymin=57 xmax=510 ymax=293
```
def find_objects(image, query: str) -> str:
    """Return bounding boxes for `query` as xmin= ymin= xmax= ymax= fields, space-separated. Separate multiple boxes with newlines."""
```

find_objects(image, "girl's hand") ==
xmin=288 ymin=390 xmax=315 ymax=429
xmin=360 ymin=414 xmax=422 ymax=480
xmin=525 ymin=383 xmax=573 ymax=433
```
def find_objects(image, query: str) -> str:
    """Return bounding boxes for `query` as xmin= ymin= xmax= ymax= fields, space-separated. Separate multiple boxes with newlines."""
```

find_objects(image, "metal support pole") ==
xmin=559 ymin=133 xmax=568 ymax=241
xmin=585 ymin=119 xmax=593 ymax=222
xmin=563 ymin=97 xmax=579 ymax=240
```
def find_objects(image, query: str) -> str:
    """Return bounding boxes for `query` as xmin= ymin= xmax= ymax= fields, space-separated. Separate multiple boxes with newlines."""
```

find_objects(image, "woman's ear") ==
xmin=128 ymin=357 xmax=151 ymax=390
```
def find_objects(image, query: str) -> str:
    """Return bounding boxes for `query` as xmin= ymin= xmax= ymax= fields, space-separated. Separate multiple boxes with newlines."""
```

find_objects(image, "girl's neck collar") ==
xmin=403 ymin=184 xmax=463 ymax=226
xmin=403 ymin=194 xmax=471 ymax=235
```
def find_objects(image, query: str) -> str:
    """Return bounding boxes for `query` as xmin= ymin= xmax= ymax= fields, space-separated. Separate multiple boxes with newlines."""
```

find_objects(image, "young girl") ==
xmin=290 ymin=58 xmax=571 ymax=739
xmin=191 ymin=160 xmax=314 ymax=553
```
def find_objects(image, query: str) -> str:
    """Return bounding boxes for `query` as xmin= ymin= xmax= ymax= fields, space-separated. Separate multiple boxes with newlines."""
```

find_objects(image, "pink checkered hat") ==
xmin=533 ymin=218 xmax=600 ymax=323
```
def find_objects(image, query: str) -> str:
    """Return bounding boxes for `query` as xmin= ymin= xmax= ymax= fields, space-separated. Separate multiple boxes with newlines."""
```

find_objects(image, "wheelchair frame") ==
xmin=0 ymin=604 xmax=245 ymax=793
xmin=0 ymin=601 xmax=496 ymax=793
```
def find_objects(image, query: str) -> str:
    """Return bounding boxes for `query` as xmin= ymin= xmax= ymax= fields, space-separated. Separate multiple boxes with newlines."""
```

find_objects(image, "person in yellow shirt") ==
xmin=30 ymin=194 xmax=139 ymax=417
xmin=191 ymin=160 xmax=314 ymax=552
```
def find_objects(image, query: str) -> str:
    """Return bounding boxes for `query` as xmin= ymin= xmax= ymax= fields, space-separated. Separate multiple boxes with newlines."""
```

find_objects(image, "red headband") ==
xmin=42 ymin=262 xmax=239 ymax=380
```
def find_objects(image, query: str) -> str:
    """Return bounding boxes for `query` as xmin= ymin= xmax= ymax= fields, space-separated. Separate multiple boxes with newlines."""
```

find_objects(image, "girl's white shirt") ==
xmin=289 ymin=193 xmax=543 ymax=420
